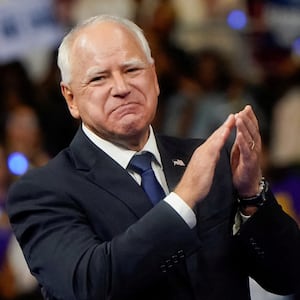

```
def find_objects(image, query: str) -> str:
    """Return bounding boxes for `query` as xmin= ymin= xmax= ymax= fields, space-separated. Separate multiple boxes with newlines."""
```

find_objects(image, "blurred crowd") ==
xmin=0 ymin=0 xmax=300 ymax=299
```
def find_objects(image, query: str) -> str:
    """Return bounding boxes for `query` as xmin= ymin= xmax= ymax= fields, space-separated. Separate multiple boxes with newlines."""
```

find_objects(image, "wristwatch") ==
xmin=237 ymin=178 xmax=268 ymax=207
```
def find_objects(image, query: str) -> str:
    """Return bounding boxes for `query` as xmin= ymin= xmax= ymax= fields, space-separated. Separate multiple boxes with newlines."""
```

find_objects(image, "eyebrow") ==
xmin=84 ymin=57 xmax=149 ymax=81
xmin=121 ymin=58 xmax=148 ymax=68
xmin=85 ymin=66 xmax=106 ymax=78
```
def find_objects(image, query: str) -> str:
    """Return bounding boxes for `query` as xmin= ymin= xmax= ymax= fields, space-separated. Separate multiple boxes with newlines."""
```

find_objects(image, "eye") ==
xmin=91 ymin=75 xmax=106 ymax=82
xmin=125 ymin=66 xmax=144 ymax=76
xmin=126 ymin=67 xmax=139 ymax=73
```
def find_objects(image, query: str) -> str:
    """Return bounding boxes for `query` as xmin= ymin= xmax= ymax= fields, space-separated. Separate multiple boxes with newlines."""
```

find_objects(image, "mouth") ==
xmin=112 ymin=102 xmax=141 ymax=116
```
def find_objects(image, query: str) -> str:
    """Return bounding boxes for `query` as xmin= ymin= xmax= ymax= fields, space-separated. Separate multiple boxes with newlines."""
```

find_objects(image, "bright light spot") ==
xmin=7 ymin=152 xmax=29 ymax=175
xmin=227 ymin=10 xmax=247 ymax=30
xmin=292 ymin=37 xmax=300 ymax=56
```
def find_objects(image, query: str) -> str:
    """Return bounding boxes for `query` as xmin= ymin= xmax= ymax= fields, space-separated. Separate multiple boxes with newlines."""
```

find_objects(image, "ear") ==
xmin=60 ymin=82 xmax=80 ymax=119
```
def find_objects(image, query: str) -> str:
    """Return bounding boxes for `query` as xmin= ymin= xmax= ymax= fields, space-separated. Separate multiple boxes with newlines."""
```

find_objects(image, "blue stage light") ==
xmin=227 ymin=10 xmax=247 ymax=30
xmin=7 ymin=152 xmax=29 ymax=175
xmin=292 ymin=37 xmax=300 ymax=55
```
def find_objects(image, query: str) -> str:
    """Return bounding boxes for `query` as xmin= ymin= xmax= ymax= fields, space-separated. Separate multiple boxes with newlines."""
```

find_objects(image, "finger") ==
xmin=235 ymin=110 xmax=257 ymax=137
xmin=201 ymin=114 xmax=235 ymax=160
xmin=207 ymin=114 xmax=235 ymax=144
xmin=235 ymin=107 xmax=261 ymax=147
xmin=234 ymin=114 xmax=252 ymax=154
xmin=235 ymin=130 xmax=253 ymax=159
xmin=243 ymin=105 xmax=259 ymax=129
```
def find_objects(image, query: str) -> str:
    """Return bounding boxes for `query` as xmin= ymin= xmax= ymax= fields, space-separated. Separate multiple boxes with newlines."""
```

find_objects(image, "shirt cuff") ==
xmin=240 ymin=211 xmax=251 ymax=223
xmin=232 ymin=211 xmax=252 ymax=235
xmin=164 ymin=192 xmax=197 ymax=229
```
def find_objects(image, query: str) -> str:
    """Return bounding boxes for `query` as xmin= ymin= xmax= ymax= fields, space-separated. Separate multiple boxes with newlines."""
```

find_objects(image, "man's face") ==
xmin=62 ymin=21 xmax=160 ymax=149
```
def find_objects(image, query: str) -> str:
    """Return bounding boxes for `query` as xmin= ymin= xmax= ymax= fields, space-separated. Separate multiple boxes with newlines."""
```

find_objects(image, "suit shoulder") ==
xmin=157 ymin=134 xmax=204 ymax=150
xmin=10 ymin=147 xmax=74 ymax=189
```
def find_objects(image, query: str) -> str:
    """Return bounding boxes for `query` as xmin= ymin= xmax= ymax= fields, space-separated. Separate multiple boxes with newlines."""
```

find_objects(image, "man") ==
xmin=7 ymin=15 xmax=300 ymax=300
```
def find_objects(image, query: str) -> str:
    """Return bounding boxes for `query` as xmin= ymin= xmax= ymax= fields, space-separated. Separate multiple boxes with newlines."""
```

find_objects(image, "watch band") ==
xmin=237 ymin=178 xmax=268 ymax=207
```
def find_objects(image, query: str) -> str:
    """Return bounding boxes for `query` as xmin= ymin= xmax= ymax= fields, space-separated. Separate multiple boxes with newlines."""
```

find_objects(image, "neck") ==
xmin=83 ymin=123 xmax=151 ymax=152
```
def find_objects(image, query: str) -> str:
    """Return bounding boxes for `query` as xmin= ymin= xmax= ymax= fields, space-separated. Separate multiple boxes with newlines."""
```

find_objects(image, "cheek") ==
xmin=144 ymin=83 xmax=159 ymax=114
xmin=76 ymin=91 xmax=106 ymax=122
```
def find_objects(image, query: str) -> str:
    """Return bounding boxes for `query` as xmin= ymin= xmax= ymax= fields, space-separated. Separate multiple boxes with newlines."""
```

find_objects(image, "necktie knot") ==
xmin=128 ymin=152 xmax=165 ymax=205
xmin=129 ymin=152 xmax=153 ymax=175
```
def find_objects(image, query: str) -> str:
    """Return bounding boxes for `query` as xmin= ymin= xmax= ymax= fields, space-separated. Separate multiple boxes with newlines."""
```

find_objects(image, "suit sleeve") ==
xmin=235 ymin=189 xmax=300 ymax=295
xmin=7 ymin=177 xmax=200 ymax=300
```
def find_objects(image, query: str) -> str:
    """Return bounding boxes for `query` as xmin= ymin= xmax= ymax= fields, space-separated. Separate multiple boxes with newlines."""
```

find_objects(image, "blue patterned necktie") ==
xmin=129 ymin=152 xmax=166 ymax=205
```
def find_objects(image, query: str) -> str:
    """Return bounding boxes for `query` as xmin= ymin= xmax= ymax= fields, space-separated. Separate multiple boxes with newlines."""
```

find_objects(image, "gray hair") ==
xmin=57 ymin=15 xmax=154 ymax=84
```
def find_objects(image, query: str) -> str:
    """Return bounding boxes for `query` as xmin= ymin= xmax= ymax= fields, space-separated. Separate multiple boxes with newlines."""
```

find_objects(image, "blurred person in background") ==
xmin=160 ymin=51 xmax=202 ymax=138
xmin=35 ymin=50 xmax=79 ymax=156
xmin=0 ymin=145 xmax=43 ymax=300
xmin=139 ymin=0 xmax=189 ymax=131
xmin=270 ymin=66 xmax=300 ymax=171
xmin=71 ymin=0 xmax=137 ymax=23
xmin=0 ymin=145 xmax=15 ymax=300
xmin=162 ymin=49 xmax=267 ymax=145
xmin=1 ymin=104 xmax=49 ymax=299
xmin=187 ymin=49 xmax=267 ymax=142
xmin=162 ymin=48 xmax=230 ymax=138
xmin=0 ymin=92 xmax=48 ymax=300
xmin=0 ymin=62 xmax=38 ymax=143
xmin=267 ymin=65 xmax=300 ymax=226
xmin=4 ymin=105 xmax=50 ymax=169
xmin=0 ymin=64 xmax=48 ymax=300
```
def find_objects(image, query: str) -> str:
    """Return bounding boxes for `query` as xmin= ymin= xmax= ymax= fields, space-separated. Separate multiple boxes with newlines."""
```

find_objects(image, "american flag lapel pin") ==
xmin=172 ymin=159 xmax=185 ymax=167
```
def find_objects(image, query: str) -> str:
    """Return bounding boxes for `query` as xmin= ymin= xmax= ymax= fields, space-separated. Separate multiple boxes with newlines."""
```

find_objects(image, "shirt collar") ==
xmin=82 ymin=124 xmax=162 ymax=169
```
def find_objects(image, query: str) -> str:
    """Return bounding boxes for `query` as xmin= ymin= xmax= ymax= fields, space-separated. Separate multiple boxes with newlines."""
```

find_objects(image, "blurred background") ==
xmin=0 ymin=0 xmax=299 ymax=299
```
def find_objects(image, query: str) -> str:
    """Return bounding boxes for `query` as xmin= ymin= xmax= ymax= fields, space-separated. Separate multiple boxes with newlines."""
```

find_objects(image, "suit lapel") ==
xmin=87 ymin=156 xmax=154 ymax=217
xmin=156 ymin=137 xmax=189 ymax=192
xmin=70 ymin=128 xmax=153 ymax=218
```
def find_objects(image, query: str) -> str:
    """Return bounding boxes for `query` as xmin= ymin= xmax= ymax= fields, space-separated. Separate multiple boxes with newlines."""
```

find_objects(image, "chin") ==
xmin=120 ymin=114 xmax=149 ymax=129
xmin=113 ymin=120 xmax=149 ymax=138
xmin=122 ymin=123 xmax=148 ymax=136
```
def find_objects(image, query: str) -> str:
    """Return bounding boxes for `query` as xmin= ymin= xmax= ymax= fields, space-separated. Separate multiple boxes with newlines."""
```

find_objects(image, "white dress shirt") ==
xmin=82 ymin=123 xmax=196 ymax=228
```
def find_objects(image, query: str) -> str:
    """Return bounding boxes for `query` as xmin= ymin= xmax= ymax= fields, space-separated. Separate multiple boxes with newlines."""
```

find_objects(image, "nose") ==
xmin=111 ymin=72 xmax=130 ymax=98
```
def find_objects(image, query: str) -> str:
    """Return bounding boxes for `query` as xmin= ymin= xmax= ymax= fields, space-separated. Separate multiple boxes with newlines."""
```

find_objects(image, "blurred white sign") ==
xmin=265 ymin=1 xmax=300 ymax=47
xmin=0 ymin=0 xmax=64 ymax=62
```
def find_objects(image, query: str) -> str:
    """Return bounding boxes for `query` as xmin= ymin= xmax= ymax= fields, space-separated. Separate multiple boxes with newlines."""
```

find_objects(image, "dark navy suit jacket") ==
xmin=7 ymin=128 xmax=300 ymax=300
